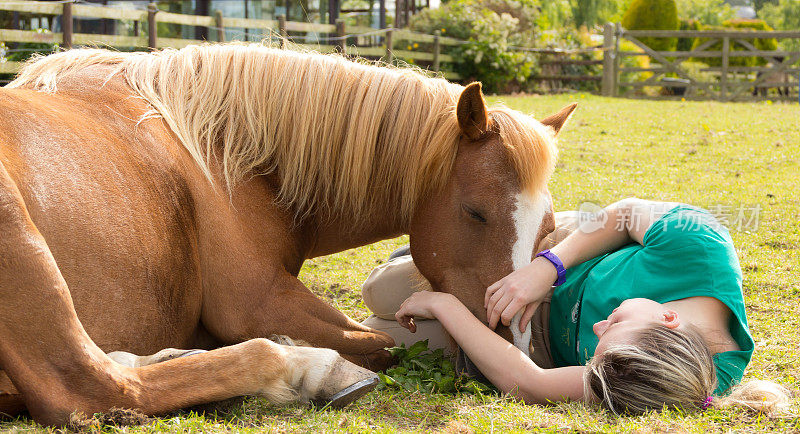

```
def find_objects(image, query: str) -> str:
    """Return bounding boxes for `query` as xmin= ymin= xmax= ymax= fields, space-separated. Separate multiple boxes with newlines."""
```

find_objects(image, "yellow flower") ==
xmin=441 ymin=28 xmax=446 ymax=33
xmin=766 ymin=100 xmax=773 ymax=105
xmin=681 ymin=97 xmax=686 ymax=102
xmin=413 ymin=43 xmax=419 ymax=48
xmin=407 ymin=45 xmax=412 ymax=50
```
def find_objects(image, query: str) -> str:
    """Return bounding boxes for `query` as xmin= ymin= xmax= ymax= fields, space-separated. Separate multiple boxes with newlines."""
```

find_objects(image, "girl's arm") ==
xmin=486 ymin=198 xmax=679 ymax=331
xmin=396 ymin=291 xmax=586 ymax=404
xmin=549 ymin=198 xmax=679 ymax=268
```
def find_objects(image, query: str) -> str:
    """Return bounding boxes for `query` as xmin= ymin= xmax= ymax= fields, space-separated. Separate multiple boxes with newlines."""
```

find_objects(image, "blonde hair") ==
xmin=9 ymin=43 xmax=556 ymax=225
xmin=585 ymin=325 xmax=791 ymax=416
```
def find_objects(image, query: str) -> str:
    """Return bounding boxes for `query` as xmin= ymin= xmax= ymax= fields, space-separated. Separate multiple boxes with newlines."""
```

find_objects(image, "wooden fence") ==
xmin=532 ymin=47 xmax=603 ymax=93
xmin=0 ymin=0 xmax=463 ymax=79
xmin=4 ymin=3 xmax=797 ymax=102
xmin=602 ymin=23 xmax=800 ymax=102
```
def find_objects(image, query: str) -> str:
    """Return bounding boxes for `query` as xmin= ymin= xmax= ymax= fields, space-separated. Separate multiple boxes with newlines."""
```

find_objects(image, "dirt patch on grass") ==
xmin=67 ymin=408 xmax=151 ymax=432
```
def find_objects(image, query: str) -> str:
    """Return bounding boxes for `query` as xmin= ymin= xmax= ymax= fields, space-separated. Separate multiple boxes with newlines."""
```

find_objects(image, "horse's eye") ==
xmin=462 ymin=204 xmax=486 ymax=223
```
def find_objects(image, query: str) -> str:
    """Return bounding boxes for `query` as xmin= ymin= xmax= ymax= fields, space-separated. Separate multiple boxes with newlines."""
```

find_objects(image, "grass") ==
xmin=2 ymin=94 xmax=798 ymax=432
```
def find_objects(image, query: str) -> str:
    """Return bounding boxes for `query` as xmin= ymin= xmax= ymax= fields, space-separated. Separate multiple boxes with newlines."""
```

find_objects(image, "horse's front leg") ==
xmin=201 ymin=272 xmax=396 ymax=371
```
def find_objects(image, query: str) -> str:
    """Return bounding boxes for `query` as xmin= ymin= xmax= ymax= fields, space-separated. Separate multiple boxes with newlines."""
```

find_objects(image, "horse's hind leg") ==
xmin=0 ymin=162 xmax=377 ymax=425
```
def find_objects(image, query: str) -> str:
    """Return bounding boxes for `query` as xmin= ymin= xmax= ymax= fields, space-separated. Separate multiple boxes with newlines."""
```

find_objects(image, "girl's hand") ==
xmin=485 ymin=257 xmax=557 ymax=332
xmin=395 ymin=291 xmax=457 ymax=333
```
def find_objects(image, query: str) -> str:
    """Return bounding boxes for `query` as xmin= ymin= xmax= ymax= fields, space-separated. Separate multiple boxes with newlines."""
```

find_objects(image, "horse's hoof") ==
xmin=311 ymin=358 xmax=379 ymax=409
xmin=341 ymin=348 xmax=396 ymax=372
xmin=312 ymin=376 xmax=379 ymax=409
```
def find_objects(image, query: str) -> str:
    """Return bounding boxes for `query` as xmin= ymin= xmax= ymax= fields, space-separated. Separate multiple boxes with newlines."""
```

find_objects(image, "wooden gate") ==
xmin=602 ymin=24 xmax=800 ymax=102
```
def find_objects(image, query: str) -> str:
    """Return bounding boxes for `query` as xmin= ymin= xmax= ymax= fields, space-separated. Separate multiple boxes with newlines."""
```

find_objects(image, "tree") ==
xmin=674 ymin=0 xmax=735 ymax=26
xmin=622 ymin=0 xmax=679 ymax=51
xmin=753 ymin=0 xmax=779 ymax=12
xmin=569 ymin=0 xmax=631 ymax=29
xmin=758 ymin=0 xmax=800 ymax=51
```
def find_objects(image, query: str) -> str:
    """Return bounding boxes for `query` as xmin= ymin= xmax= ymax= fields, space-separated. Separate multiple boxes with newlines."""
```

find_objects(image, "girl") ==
xmin=362 ymin=198 xmax=789 ymax=414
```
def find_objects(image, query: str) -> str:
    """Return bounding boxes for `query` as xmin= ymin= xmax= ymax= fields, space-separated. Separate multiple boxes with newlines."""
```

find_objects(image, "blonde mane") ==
xmin=10 ymin=43 xmax=557 ymax=225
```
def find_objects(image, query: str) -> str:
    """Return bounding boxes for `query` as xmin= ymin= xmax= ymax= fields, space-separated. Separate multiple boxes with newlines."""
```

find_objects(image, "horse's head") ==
xmin=409 ymin=83 xmax=575 ymax=353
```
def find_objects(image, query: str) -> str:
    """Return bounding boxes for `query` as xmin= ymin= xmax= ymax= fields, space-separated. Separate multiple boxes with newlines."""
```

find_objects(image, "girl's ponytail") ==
xmin=712 ymin=379 xmax=791 ymax=416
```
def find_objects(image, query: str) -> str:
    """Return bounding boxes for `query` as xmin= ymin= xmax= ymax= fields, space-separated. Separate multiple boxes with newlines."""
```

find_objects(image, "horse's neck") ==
xmin=302 ymin=210 xmax=407 ymax=259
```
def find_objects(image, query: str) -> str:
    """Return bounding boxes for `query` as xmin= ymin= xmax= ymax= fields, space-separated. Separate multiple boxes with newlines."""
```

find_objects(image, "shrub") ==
xmin=410 ymin=0 xmax=539 ymax=93
xmin=676 ymin=18 xmax=700 ymax=52
xmin=621 ymin=0 xmax=679 ymax=51
xmin=692 ymin=19 xmax=777 ymax=67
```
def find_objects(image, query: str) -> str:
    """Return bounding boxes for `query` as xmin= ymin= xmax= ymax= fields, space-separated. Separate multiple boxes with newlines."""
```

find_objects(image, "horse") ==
xmin=0 ymin=43 xmax=574 ymax=425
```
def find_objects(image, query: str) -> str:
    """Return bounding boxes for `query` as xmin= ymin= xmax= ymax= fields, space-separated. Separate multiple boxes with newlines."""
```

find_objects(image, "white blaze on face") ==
xmin=509 ymin=191 xmax=551 ymax=357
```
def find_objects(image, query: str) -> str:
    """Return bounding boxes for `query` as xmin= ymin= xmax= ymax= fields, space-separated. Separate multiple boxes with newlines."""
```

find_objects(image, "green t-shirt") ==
xmin=548 ymin=205 xmax=753 ymax=395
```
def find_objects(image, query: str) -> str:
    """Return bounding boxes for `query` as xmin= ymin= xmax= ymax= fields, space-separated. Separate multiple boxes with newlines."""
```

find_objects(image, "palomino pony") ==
xmin=0 ymin=43 xmax=575 ymax=425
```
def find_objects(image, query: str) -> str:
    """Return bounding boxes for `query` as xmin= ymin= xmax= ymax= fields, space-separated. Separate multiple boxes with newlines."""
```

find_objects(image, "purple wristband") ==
xmin=535 ymin=249 xmax=566 ymax=287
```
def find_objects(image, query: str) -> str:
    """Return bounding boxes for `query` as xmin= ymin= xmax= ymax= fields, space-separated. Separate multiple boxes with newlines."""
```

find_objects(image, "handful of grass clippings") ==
xmin=378 ymin=340 xmax=496 ymax=395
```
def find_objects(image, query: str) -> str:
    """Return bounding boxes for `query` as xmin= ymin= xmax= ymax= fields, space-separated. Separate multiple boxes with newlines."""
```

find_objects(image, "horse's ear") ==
xmin=541 ymin=103 xmax=578 ymax=137
xmin=457 ymin=82 xmax=488 ymax=140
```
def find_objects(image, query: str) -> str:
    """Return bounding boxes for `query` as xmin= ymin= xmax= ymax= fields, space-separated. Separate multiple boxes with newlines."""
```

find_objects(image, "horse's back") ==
xmin=0 ymin=74 xmax=205 ymax=354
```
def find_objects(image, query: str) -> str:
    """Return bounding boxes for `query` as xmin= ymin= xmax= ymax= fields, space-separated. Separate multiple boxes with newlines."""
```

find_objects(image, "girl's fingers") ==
xmin=488 ymin=293 xmax=513 ymax=329
xmin=398 ymin=314 xmax=412 ymax=331
xmin=395 ymin=305 xmax=410 ymax=328
xmin=485 ymin=280 xmax=502 ymax=307
xmin=519 ymin=303 xmax=538 ymax=333
xmin=396 ymin=307 xmax=417 ymax=332
xmin=500 ymin=299 xmax=525 ymax=327
xmin=485 ymin=287 xmax=505 ymax=324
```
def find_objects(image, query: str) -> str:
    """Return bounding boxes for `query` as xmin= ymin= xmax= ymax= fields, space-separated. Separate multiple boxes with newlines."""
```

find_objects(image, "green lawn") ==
xmin=3 ymin=94 xmax=798 ymax=432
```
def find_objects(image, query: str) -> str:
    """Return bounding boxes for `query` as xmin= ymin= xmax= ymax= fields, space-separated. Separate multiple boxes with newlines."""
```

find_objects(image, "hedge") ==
xmin=692 ymin=19 xmax=778 ymax=67
xmin=622 ymin=0 xmax=679 ymax=51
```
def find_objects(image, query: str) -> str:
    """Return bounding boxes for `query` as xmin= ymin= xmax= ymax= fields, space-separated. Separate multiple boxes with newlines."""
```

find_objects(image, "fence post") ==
xmin=432 ymin=30 xmax=441 ymax=72
xmin=613 ymin=22 xmax=621 ymax=97
xmin=147 ymin=3 xmax=158 ymax=49
xmin=385 ymin=29 xmax=393 ymax=64
xmin=277 ymin=14 xmax=286 ymax=48
xmin=336 ymin=18 xmax=346 ymax=53
xmin=214 ymin=10 xmax=225 ymax=42
xmin=379 ymin=0 xmax=386 ymax=29
xmin=62 ymin=1 xmax=73 ymax=49
xmin=721 ymin=36 xmax=729 ymax=102
xmin=601 ymin=23 xmax=614 ymax=96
